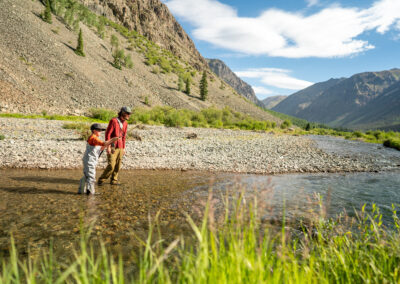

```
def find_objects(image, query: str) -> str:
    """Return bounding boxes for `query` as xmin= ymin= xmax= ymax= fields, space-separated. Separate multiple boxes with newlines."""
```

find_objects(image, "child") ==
xmin=78 ymin=123 xmax=119 ymax=195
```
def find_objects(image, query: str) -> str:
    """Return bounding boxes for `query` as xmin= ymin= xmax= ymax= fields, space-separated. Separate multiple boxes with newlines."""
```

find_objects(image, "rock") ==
xmin=186 ymin=133 xmax=197 ymax=139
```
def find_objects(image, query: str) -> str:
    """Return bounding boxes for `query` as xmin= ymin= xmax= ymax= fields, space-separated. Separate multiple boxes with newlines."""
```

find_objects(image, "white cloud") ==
xmin=236 ymin=68 xmax=314 ymax=90
xmin=164 ymin=0 xmax=400 ymax=58
xmin=252 ymin=86 xmax=274 ymax=96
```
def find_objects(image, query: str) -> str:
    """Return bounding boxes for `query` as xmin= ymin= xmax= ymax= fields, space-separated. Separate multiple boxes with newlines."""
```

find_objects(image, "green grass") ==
xmin=0 ymin=134 xmax=5 ymax=140
xmin=0 ymin=113 xmax=105 ymax=123
xmin=1 ymin=194 xmax=399 ymax=283
xmin=62 ymin=122 xmax=91 ymax=140
xmin=129 ymin=106 xmax=277 ymax=130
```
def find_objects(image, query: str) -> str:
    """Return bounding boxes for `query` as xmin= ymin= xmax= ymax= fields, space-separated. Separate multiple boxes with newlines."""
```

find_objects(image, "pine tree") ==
xmin=178 ymin=76 xmax=184 ymax=91
xmin=74 ymin=29 xmax=85 ymax=57
xmin=200 ymin=71 xmax=208 ymax=101
xmin=185 ymin=77 xmax=191 ymax=95
xmin=43 ymin=0 xmax=52 ymax=24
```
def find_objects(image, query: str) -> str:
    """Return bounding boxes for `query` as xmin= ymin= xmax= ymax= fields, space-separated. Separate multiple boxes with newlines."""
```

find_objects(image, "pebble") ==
xmin=0 ymin=117 xmax=382 ymax=174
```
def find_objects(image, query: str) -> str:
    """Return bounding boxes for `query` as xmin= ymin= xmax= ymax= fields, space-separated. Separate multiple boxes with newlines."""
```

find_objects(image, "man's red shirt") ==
xmin=105 ymin=117 xmax=128 ymax=149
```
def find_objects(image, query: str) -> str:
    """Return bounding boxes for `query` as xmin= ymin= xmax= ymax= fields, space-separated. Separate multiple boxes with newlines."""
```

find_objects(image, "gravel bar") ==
xmin=0 ymin=117 xmax=383 ymax=174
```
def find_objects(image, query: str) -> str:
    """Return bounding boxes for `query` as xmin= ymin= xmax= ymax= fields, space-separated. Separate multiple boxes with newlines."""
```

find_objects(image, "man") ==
xmin=98 ymin=106 xmax=131 ymax=185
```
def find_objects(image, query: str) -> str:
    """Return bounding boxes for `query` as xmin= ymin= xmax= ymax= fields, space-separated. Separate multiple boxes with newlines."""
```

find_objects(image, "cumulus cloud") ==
xmin=164 ymin=0 xmax=400 ymax=58
xmin=252 ymin=86 xmax=275 ymax=96
xmin=235 ymin=68 xmax=314 ymax=90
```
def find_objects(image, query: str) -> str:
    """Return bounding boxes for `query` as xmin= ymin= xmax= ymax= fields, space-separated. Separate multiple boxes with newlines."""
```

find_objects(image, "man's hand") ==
xmin=107 ymin=146 xmax=114 ymax=155
xmin=110 ymin=137 xmax=119 ymax=143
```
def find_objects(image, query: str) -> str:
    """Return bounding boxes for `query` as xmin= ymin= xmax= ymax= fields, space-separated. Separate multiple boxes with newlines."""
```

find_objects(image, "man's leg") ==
xmin=98 ymin=151 xmax=117 ymax=184
xmin=111 ymin=148 xmax=123 ymax=183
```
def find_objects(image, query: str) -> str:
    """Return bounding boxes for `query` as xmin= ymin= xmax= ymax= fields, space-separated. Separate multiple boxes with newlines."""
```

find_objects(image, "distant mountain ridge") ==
xmin=273 ymin=69 xmax=400 ymax=130
xmin=262 ymin=96 xmax=287 ymax=109
xmin=207 ymin=59 xmax=262 ymax=106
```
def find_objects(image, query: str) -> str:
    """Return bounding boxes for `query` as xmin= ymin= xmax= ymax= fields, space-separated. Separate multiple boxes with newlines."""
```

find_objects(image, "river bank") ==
xmin=0 ymin=117 xmax=398 ymax=173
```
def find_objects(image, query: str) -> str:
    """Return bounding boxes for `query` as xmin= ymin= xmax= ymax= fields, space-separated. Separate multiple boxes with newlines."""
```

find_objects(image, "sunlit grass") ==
xmin=1 ymin=191 xmax=399 ymax=283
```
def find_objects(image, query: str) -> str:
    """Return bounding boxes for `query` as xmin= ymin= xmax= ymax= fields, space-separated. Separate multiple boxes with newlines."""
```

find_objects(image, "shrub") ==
xmin=280 ymin=119 xmax=292 ymax=129
xmin=74 ymin=28 xmax=85 ymax=57
xmin=42 ymin=0 xmax=52 ymax=24
xmin=353 ymin=131 xmax=363 ymax=138
xmin=110 ymin=34 xmax=119 ymax=50
xmin=89 ymin=108 xmax=116 ymax=122
xmin=124 ymin=54 xmax=133 ymax=69
xmin=185 ymin=77 xmax=191 ymax=95
xmin=0 ymin=134 xmax=5 ymax=140
xmin=151 ymin=66 xmax=160 ymax=74
xmin=112 ymin=49 xmax=125 ymax=70
xmin=178 ymin=76 xmax=184 ymax=91
xmin=383 ymin=138 xmax=400 ymax=151
xmin=144 ymin=96 xmax=150 ymax=106
xmin=159 ymin=57 xmax=172 ymax=73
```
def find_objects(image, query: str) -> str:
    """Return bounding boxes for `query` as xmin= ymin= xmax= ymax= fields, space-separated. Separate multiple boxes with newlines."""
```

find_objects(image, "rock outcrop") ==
xmin=82 ymin=0 xmax=207 ymax=70
xmin=207 ymin=59 xmax=262 ymax=106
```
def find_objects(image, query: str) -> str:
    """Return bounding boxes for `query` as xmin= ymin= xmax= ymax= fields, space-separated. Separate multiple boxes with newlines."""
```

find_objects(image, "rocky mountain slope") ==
xmin=262 ymin=96 xmax=287 ymax=109
xmin=0 ymin=0 xmax=279 ymax=123
xmin=82 ymin=0 xmax=207 ymax=70
xmin=207 ymin=59 xmax=262 ymax=106
xmin=273 ymin=69 xmax=400 ymax=130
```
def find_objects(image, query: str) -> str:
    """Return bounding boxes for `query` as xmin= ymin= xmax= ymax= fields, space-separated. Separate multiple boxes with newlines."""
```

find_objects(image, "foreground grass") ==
xmin=1 ymin=194 xmax=400 ymax=283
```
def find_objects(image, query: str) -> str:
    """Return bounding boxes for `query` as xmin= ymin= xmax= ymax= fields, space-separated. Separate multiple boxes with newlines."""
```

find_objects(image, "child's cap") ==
xmin=90 ymin=123 xmax=106 ymax=131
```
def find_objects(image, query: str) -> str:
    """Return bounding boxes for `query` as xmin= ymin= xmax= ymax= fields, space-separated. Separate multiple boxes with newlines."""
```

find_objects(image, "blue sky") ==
xmin=163 ymin=0 xmax=400 ymax=99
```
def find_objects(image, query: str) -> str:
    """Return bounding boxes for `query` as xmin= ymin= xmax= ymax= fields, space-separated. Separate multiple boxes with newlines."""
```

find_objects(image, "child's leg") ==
xmin=86 ymin=166 xmax=96 ymax=194
xmin=78 ymin=175 xmax=86 ymax=194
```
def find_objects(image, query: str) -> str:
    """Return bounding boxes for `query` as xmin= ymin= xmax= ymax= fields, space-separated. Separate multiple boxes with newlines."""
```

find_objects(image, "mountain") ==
xmin=262 ymin=96 xmax=287 ymax=109
xmin=82 ymin=0 xmax=207 ymax=70
xmin=207 ymin=59 xmax=262 ymax=106
xmin=272 ymin=78 xmax=345 ymax=116
xmin=0 ymin=0 xmax=279 ymax=123
xmin=273 ymin=69 xmax=400 ymax=130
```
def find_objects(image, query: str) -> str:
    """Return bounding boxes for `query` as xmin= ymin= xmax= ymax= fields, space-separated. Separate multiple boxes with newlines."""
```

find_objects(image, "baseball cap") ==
xmin=90 ymin=123 xmax=106 ymax=131
xmin=120 ymin=106 xmax=132 ymax=114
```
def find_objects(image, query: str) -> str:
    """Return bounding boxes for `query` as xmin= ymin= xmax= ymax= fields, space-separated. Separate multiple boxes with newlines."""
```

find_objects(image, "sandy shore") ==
xmin=0 ymin=117 xmax=386 ymax=174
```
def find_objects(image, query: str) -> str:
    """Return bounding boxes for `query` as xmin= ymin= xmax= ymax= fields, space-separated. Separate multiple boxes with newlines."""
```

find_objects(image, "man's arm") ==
xmin=105 ymin=119 xmax=116 ymax=154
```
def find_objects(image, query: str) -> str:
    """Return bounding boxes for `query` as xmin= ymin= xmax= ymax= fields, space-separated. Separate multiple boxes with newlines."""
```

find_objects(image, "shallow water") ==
xmin=0 ymin=169 xmax=229 ymax=258
xmin=309 ymin=135 xmax=400 ymax=169
xmin=1 ymin=164 xmax=399 ymax=258
xmin=1 ymin=135 xmax=400 ymax=258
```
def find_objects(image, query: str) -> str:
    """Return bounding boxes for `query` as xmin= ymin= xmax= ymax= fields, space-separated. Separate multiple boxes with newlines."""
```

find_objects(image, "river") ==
xmin=0 ymin=135 xmax=399 ymax=258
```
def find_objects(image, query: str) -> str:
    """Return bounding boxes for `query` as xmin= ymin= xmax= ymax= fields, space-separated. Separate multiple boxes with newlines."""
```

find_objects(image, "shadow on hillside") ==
xmin=63 ymin=42 xmax=76 ymax=53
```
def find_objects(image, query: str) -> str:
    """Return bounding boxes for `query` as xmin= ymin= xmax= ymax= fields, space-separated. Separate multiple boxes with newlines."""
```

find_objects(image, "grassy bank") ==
xmin=1 ymin=195 xmax=399 ymax=283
